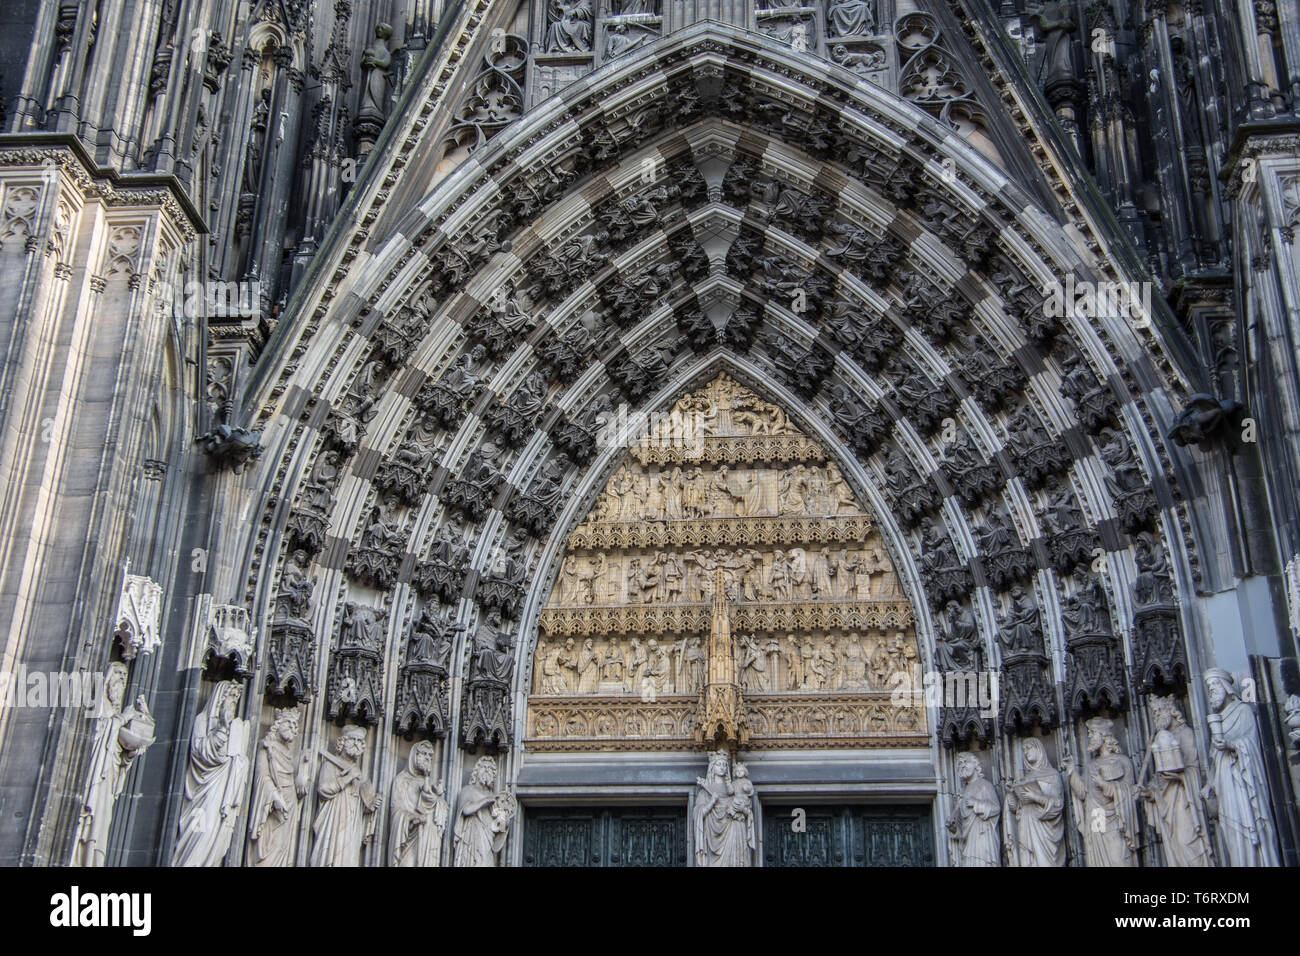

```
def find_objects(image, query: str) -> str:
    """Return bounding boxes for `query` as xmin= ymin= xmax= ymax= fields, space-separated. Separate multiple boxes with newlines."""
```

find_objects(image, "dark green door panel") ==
xmin=523 ymin=806 xmax=689 ymax=867
xmin=763 ymin=805 xmax=934 ymax=866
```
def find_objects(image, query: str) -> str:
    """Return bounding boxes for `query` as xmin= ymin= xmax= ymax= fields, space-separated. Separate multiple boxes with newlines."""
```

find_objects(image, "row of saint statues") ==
xmin=554 ymin=544 xmax=901 ymax=605
xmin=76 ymin=676 xmax=518 ymax=867
xmin=588 ymin=462 xmax=861 ymax=523
xmin=87 ymin=672 xmax=1277 ymax=866
xmin=533 ymin=629 xmax=919 ymax=696
xmin=948 ymin=677 xmax=1281 ymax=867
xmin=236 ymin=707 xmax=514 ymax=868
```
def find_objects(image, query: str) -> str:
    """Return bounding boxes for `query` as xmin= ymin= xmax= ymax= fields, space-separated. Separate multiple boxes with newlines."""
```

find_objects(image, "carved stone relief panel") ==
xmin=526 ymin=373 xmax=924 ymax=750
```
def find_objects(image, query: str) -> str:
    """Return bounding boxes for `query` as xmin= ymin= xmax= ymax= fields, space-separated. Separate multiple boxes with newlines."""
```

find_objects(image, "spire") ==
xmin=694 ymin=568 xmax=748 ymax=754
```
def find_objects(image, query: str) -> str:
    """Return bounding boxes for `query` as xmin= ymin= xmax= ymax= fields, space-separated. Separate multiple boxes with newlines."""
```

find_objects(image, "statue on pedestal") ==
xmin=310 ymin=727 xmax=382 ymax=866
xmin=75 ymin=663 xmax=155 ymax=867
xmin=947 ymin=751 xmax=1001 ymax=866
xmin=248 ymin=708 xmax=311 ymax=867
xmin=390 ymin=741 xmax=449 ymax=867
xmin=1136 ymin=695 xmax=1212 ymax=866
xmin=1203 ymin=669 xmax=1279 ymax=866
xmin=173 ymin=681 xmax=250 ymax=867
xmin=693 ymin=750 xmax=754 ymax=866
xmin=1004 ymin=738 xmax=1065 ymax=866
xmin=1065 ymin=717 xmax=1139 ymax=866
xmin=453 ymin=756 xmax=517 ymax=867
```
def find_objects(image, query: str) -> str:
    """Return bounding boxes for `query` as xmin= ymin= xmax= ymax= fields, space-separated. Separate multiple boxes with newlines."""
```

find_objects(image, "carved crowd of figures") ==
xmin=948 ymin=689 xmax=1282 ymax=866
xmin=590 ymin=462 xmax=860 ymax=523
xmin=555 ymin=545 xmax=901 ymax=606
xmin=533 ymin=628 xmax=918 ymax=697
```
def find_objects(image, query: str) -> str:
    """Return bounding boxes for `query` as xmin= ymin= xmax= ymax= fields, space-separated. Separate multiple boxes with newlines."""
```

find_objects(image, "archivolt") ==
xmin=230 ymin=25 xmax=1209 ymax=753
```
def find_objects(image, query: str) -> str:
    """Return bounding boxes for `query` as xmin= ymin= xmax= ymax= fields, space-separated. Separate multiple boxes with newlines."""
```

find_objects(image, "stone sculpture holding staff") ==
xmin=172 ymin=681 xmax=250 ymax=866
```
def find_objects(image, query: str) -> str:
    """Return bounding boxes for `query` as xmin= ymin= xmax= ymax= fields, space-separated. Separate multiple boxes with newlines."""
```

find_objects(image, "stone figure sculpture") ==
xmin=1065 ymin=717 xmax=1139 ymax=866
xmin=1136 ymin=695 xmax=1212 ymax=866
xmin=172 ymin=681 xmax=250 ymax=867
xmin=358 ymin=23 xmax=394 ymax=122
xmin=462 ymin=620 xmax=516 ymax=749
xmin=1031 ymin=0 xmax=1080 ymax=88
xmin=453 ymin=756 xmax=517 ymax=866
xmin=310 ymin=727 xmax=382 ymax=867
xmin=544 ymin=0 xmax=593 ymax=53
xmin=248 ymin=708 xmax=311 ymax=867
xmin=1004 ymin=737 xmax=1065 ymax=866
xmin=937 ymin=599 xmax=981 ymax=671
xmin=946 ymin=751 xmax=1001 ymax=866
xmin=75 ymin=662 xmax=155 ymax=867
xmin=693 ymin=750 xmax=754 ymax=866
xmin=827 ymin=0 xmax=875 ymax=37
xmin=390 ymin=740 xmax=450 ymax=867
xmin=1203 ymin=669 xmax=1280 ymax=865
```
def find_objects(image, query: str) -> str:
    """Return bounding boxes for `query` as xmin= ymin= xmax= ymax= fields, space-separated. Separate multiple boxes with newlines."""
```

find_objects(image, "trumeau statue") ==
xmin=946 ymin=752 xmax=1001 ymax=866
xmin=1065 ymin=717 xmax=1139 ymax=866
xmin=248 ymin=708 xmax=311 ymax=867
xmin=172 ymin=681 xmax=250 ymax=867
xmin=390 ymin=741 xmax=449 ymax=867
xmin=1004 ymin=738 xmax=1065 ymax=866
xmin=310 ymin=727 xmax=382 ymax=867
xmin=693 ymin=750 xmax=755 ymax=867
xmin=75 ymin=662 xmax=155 ymax=867
xmin=453 ymin=756 xmax=517 ymax=867
xmin=1137 ymin=695 xmax=1213 ymax=866
xmin=1203 ymin=669 xmax=1280 ymax=866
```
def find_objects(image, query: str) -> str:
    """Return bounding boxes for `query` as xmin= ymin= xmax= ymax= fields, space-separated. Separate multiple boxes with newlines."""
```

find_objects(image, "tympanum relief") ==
xmin=527 ymin=374 xmax=924 ymax=751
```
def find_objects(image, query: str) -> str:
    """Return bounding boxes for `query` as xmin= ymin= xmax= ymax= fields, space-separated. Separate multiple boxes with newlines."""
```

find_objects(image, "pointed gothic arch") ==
xmin=202 ymin=22 xmax=1226 ymax=866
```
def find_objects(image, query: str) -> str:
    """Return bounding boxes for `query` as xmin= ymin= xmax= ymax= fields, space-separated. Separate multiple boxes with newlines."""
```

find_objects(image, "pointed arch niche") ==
xmin=525 ymin=372 xmax=926 ymax=752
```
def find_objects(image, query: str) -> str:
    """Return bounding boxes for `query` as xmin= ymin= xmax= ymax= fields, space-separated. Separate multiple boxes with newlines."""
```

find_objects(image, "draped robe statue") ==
xmin=1203 ymin=669 xmax=1280 ymax=866
xmin=75 ymin=662 xmax=154 ymax=867
xmin=1066 ymin=717 xmax=1139 ymax=866
xmin=827 ymin=0 xmax=876 ymax=36
xmin=310 ymin=727 xmax=382 ymax=867
xmin=453 ymin=756 xmax=517 ymax=867
xmin=358 ymin=23 xmax=394 ymax=122
xmin=947 ymin=752 xmax=1001 ymax=866
xmin=693 ymin=751 xmax=755 ymax=866
xmin=544 ymin=0 xmax=593 ymax=52
xmin=1005 ymin=738 xmax=1065 ymax=866
xmin=390 ymin=740 xmax=449 ymax=867
xmin=1137 ymin=695 xmax=1212 ymax=866
xmin=173 ymin=681 xmax=250 ymax=866
xmin=248 ymin=708 xmax=310 ymax=867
